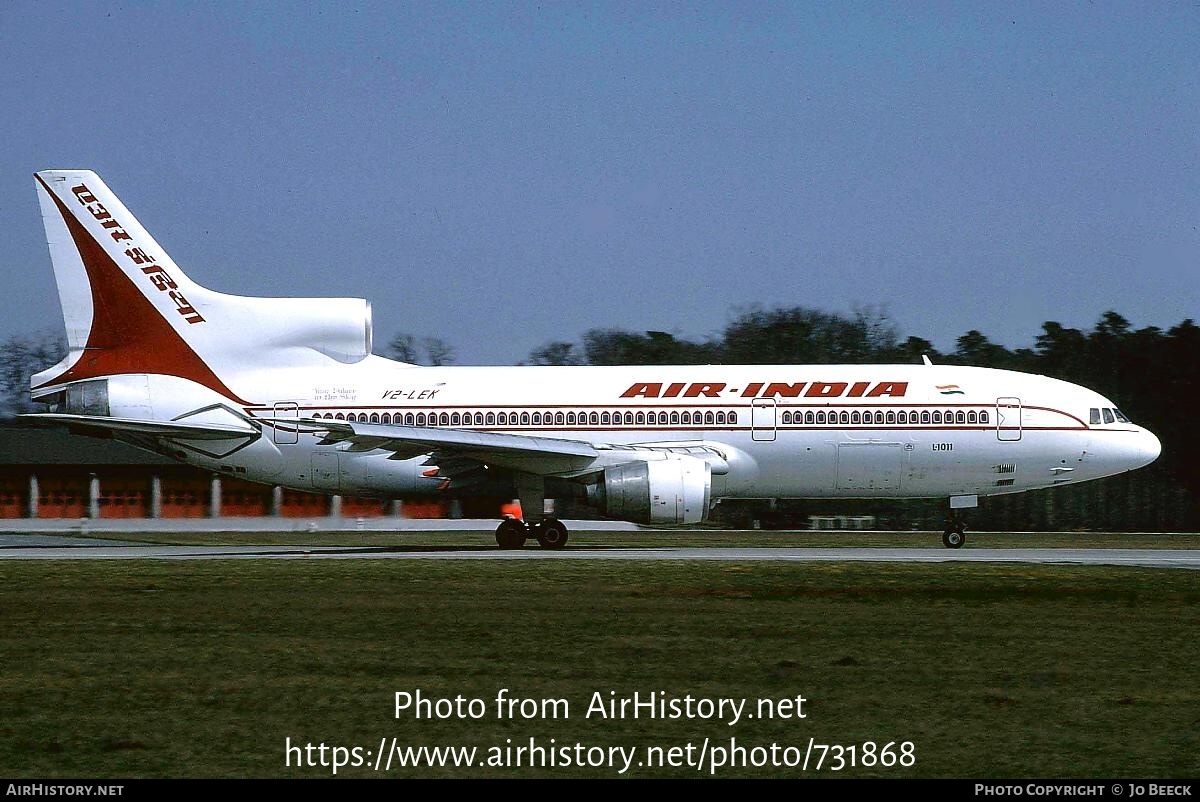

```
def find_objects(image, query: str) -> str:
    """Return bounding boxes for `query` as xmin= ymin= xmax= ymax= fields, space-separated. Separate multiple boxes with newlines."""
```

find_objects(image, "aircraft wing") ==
xmin=17 ymin=413 xmax=258 ymax=441
xmin=274 ymin=418 xmax=728 ymax=480
xmin=290 ymin=418 xmax=601 ymax=476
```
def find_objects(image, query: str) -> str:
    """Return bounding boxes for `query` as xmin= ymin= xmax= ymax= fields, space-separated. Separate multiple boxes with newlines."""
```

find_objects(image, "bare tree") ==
xmin=385 ymin=332 xmax=456 ymax=366
xmin=0 ymin=331 xmax=67 ymax=416
xmin=387 ymin=333 xmax=419 ymax=363
xmin=422 ymin=337 xmax=456 ymax=366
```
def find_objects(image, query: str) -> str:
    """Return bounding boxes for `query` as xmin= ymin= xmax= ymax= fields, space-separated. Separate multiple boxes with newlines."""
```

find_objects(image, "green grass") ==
xmin=52 ymin=528 xmax=1200 ymax=549
xmin=1 ymin=560 xmax=1197 ymax=778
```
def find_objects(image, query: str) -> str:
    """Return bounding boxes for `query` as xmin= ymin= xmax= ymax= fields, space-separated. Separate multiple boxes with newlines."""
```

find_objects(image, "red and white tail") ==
xmin=32 ymin=170 xmax=373 ymax=404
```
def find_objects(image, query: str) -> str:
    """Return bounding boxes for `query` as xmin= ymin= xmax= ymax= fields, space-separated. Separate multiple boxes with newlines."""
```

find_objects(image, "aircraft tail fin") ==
xmin=31 ymin=170 xmax=374 ymax=404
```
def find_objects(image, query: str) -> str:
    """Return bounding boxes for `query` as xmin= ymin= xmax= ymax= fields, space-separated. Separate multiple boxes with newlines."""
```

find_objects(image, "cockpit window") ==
xmin=1089 ymin=408 xmax=1101 ymax=425
xmin=1102 ymin=408 xmax=1114 ymax=424
xmin=1113 ymin=408 xmax=1130 ymax=423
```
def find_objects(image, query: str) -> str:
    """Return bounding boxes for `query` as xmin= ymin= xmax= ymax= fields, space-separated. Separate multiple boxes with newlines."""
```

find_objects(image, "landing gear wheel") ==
xmin=942 ymin=530 xmax=965 ymax=548
xmin=495 ymin=518 xmax=528 ymax=550
xmin=533 ymin=517 xmax=569 ymax=550
xmin=942 ymin=521 xmax=966 ymax=549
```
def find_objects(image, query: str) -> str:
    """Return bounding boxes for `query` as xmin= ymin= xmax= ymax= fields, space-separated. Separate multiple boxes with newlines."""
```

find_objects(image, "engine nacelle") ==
xmin=250 ymin=297 xmax=373 ymax=364
xmin=587 ymin=455 xmax=712 ymax=524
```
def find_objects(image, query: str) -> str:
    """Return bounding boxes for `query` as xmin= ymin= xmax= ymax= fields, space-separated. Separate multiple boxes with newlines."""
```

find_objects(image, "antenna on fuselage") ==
xmin=922 ymin=354 xmax=934 ymax=366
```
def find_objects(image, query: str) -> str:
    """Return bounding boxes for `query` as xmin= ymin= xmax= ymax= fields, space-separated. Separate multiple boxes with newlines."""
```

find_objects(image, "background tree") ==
xmin=581 ymin=329 xmax=717 ymax=365
xmin=0 ymin=331 xmax=67 ymax=416
xmin=422 ymin=337 xmax=456 ymax=367
xmin=386 ymin=333 xmax=456 ymax=366
xmin=526 ymin=341 xmax=583 ymax=366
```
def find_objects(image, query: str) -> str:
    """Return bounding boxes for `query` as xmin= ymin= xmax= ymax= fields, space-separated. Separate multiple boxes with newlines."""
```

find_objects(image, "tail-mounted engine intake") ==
xmin=585 ymin=455 xmax=712 ymax=524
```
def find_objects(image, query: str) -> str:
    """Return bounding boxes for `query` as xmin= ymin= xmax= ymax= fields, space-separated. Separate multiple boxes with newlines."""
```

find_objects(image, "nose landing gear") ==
xmin=942 ymin=514 xmax=967 ymax=549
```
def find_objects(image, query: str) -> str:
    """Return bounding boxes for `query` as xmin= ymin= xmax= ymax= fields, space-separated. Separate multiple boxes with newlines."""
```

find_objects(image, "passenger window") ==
xmin=839 ymin=411 xmax=848 ymax=424
xmin=439 ymin=413 xmax=449 ymax=426
xmin=567 ymin=412 xmax=577 ymax=425
xmin=875 ymin=411 xmax=885 ymax=424
xmin=715 ymin=411 xmax=725 ymax=425
xmin=728 ymin=411 xmax=737 ymax=425
xmin=635 ymin=412 xmax=645 ymax=425
xmin=1102 ymin=408 xmax=1114 ymax=424
xmin=955 ymin=411 xmax=965 ymax=424
xmin=405 ymin=413 xmax=415 ymax=426
xmin=498 ymin=412 xmax=509 ymax=425
xmin=851 ymin=411 xmax=860 ymax=424
xmin=967 ymin=410 xmax=977 ymax=424
xmin=670 ymin=411 xmax=680 ymax=425
xmin=624 ymin=412 xmax=634 ymax=425
xmin=681 ymin=411 xmax=691 ymax=425
xmin=1089 ymin=408 xmax=1101 ymax=425
xmin=381 ymin=413 xmax=391 ymax=425
xmin=590 ymin=412 xmax=599 ymax=425
xmin=782 ymin=411 xmax=792 ymax=425
xmin=449 ymin=412 xmax=459 ymax=426
xmin=921 ymin=411 xmax=930 ymax=424
xmin=486 ymin=412 xmax=496 ymax=425
xmin=532 ymin=412 xmax=542 ymax=425
xmin=897 ymin=411 xmax=907 ymax=424
xmin=980 ymin=411 xmax=989 ymax=424
xmin=335 ymin=413 xmax=345 ymax=421
xmin=932 ymin=411 xmax=942 ymax=424
xmin=416 ymin=413 xmax=426 ymax=426
xmin=521 ymin=412 xmax=530 ymax=425
xmin=805 ymin=411 xmax=815 ymax=424
xmin=601 ymin=411 xmax=611 ymax=425
xmin=370 ymin=412 xmax=380 ymax=424
xmin=886 ymin=411 xmax=896 ymax=424
xmin=705 ymin=411 xmax=715 ymax=425
xmin=817 ymin=411 xmax=826 ymax=424
xmin=555 ymin=412 xmax=565 ymax=426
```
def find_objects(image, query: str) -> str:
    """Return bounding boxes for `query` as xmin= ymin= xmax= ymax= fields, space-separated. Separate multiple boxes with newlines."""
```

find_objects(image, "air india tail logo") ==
xmin=936 ymin=384 xmax=965 ymax=396
xmin=70 ymin=184 xmax=205 ymax=324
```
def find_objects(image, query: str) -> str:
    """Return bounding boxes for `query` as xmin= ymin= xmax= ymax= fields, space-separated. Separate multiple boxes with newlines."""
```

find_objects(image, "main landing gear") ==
xmin=942 ymin=514 xmax=967 ymax=549
xmin=495 ymin=517 xmax=570 ymax=550
xmin=495 ymin=471 xmax=570 ymax=550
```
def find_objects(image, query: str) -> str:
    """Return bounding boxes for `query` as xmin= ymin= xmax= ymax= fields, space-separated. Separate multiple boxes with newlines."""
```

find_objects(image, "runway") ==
xmin=0 ymin=535 xmax=1196 ymax=568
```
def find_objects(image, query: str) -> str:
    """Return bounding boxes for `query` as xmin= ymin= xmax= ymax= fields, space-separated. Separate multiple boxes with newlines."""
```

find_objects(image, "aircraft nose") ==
xmin=1137 ymin=427 xmax=1162 ymax=468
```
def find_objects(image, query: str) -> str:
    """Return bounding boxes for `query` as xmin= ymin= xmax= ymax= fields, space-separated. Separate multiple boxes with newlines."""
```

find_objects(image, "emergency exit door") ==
xmin=752 ymin=398 xmax=777 ymax=441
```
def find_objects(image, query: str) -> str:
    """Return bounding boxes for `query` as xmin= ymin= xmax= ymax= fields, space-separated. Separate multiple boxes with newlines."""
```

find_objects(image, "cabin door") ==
xmin=752 ymin=398 xmax=777 ymax=442
xmin=996 ymin=397 xmax=1022 ymax=441
xmin=272 ymin=402 xmax=299 ymax=445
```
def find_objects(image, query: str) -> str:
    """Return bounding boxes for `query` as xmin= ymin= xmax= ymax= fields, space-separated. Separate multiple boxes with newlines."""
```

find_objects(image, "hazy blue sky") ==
xmin=1 ymin=2 xmax=1196 ymax=364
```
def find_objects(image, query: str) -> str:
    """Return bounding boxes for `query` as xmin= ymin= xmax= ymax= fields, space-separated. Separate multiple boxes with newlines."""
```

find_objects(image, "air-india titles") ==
xmin=620 ymin=381 xmax=908 ymax=399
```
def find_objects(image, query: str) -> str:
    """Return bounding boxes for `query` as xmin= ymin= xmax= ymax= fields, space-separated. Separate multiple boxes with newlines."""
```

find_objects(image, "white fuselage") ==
xmin=118 ymin=359 xmax=1161 ymax=504
xmin=24 ymin=169 xmax=1164 ymax=535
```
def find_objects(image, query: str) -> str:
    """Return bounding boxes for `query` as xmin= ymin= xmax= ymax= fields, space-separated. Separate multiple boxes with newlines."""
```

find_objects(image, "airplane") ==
xmin=19 ymin=170 xmax=1162 ymax=549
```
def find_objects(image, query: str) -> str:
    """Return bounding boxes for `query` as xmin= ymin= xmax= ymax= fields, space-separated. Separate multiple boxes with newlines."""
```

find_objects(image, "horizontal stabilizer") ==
xmin=18 ymin=413 xmax=258 ymax=441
